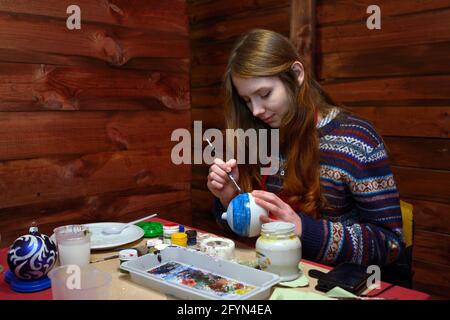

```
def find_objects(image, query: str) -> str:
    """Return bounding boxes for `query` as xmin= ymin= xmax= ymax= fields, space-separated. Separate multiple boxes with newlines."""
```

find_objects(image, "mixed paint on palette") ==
xmin=147 ymin=261 xmax=255 ymax=298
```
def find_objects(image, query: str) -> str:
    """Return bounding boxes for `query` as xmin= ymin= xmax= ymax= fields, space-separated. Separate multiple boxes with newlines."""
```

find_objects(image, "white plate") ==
xmin=84 ymin=223 xmax=145 ymax=250
xmin=51 ymin=223 xmax=145 ymax=250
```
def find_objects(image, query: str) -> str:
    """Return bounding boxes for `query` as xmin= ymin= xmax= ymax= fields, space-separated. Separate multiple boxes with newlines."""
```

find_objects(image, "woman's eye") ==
xmin=261 ymin=91 xmax=271 ymax=99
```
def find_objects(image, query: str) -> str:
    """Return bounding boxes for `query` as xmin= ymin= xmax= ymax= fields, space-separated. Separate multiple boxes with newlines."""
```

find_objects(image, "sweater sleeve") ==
xmin=212 ymin=197 xmax=233 ymax=232
xmin=300 ymin=133 xmax=404 ymax=267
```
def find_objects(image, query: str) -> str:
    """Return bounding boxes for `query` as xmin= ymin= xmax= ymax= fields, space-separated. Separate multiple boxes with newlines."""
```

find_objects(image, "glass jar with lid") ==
xmin=255 ymin=221 xmax=302 ymax=281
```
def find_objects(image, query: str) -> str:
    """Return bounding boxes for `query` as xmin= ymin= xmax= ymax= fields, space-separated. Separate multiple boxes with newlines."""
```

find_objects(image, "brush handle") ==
xmin=206 ymin=138 xmax=242 ymax=193
xmin=126 ymin=213 xmax=158 ymax=227
xmin=227 ymin=172 xmax=242 ymax=193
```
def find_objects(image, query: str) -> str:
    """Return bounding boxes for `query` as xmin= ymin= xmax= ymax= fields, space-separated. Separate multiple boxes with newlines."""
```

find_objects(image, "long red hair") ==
xmin=223 ymin=29 xmax=339 ymax=218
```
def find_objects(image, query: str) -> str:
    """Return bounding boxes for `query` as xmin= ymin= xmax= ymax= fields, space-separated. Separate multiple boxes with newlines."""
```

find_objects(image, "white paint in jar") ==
xmin=54 ymin=225 xmax=91 ymax=267
xmin=256 ymin=222 xmax=301 ymax=281
xmin=58 ymin=238 xmax=90 ymax=267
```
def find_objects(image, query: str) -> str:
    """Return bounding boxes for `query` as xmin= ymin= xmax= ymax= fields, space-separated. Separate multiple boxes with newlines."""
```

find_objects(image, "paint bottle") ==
xmin=255 ymin=222 xmax=302 ymax=281
xmin=147 ymin=238 xmax=163 ymax=253
xmin=163 ymin=223 xmax=179 ymax=244
xmin=171 ymin=232 xmax=187 ymax=247
xmin=185 ymin=230 xmax=197 ymax=246
xmin=119 ymin=249 xmax=138 ymax=273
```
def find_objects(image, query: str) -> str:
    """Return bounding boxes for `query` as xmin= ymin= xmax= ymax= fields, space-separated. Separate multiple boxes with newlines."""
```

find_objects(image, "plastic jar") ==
xmin=136 ymin=221 xmax=163 ymax=238
xmin=147 ymin=238 xmax=163 ymax=253
xmin=119 ymin=249 xmax=138 ymax=273
xmin=199 ymin=237 xmax=235 ymax=261
xmin=171 ymin=232 xmax=187 ymax=247
xmin=163 ymin=223 xmax=179 ymax=244
xmin=185 ymin=230 xmax=197 ymax=246
xmin=255 ymin=222 xmax=302 ymax=281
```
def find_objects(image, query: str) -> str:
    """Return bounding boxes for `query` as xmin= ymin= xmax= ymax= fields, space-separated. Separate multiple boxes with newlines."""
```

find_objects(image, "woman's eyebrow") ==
xmin=252 ymin=87 xmax=271 ymax=94
xmin=242 ymin=87 xmax=272 ymax=98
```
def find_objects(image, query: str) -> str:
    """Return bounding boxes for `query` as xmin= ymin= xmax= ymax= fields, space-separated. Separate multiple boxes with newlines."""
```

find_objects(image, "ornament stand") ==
xmin=4 ymin=270 xmax=51 ymax=293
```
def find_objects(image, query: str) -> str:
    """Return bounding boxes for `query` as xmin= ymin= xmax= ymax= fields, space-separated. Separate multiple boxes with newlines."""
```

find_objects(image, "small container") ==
xmin=200 ymin=237 xmax=235 ymax=261
xmin=171 ymin=232 xmax=187 ymax=247
xmin=163 ymin=223 xmax=179 ymax=244
xmin=48 ymin=265 xmax=112 ymax=300
xmin=119 ymin=249 xmax=139 ymax=273
xmin=185 ymin=230 xmax=197 ymax=246
xmin=147 ymin=239 xmax=163 ymax=253
xmin=255 ymin=222 xmax=301 ymax=281
xmin=136 ymin=221 xmax=163 ymax=238
xmin=54 ymin=225 xmax=91 ymax=267
xmin=154 ymin=243 xmax=169 ymax=251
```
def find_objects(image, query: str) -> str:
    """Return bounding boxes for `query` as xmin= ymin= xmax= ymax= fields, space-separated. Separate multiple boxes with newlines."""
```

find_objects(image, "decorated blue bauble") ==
xmin=7 ymin=225 xmax=58 ymax=280
xmin=221 ymin=192 xmax=268 ymax=237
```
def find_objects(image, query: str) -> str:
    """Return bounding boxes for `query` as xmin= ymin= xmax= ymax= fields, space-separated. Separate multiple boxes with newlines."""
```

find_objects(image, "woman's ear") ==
xmin=291 ymin=61 xmax=305 ymax=86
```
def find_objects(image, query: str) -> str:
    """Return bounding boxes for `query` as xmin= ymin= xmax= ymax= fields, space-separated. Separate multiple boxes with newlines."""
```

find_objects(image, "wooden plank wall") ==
xmin=315 ymin=0 xmax=450 ymax=298
xmin=188 ymin=0 xmax=292 ymax=237
xmin=0 ymin=0 xmax=192 ymax=245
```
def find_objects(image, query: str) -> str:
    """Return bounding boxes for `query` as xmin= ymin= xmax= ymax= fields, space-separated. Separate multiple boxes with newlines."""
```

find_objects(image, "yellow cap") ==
xmin=171 ymin=232 xmax=187 ymax=240
xmin=171 ymin=232 xmax=187 ymax=247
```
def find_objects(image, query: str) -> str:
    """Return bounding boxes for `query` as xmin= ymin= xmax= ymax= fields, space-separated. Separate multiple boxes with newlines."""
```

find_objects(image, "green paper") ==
xmin=237 ymin=259 xmax=259 ymax=269
xmin=326 ymin=286 xmax=358 ymax=298
xmin=270 ymin=288 xmax=333 ymax=300
xmin=279 ymin=272 xmax=309 ymax=288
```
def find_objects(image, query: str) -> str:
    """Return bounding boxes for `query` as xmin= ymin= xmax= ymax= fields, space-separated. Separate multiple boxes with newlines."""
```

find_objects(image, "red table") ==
xmin=0 ymin=218 xmax=430 ymax=300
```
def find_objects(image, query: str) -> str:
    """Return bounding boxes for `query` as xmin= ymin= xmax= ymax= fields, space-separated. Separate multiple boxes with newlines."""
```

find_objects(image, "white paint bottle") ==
xmin=256 ymin=222 xmax=302 ymax=281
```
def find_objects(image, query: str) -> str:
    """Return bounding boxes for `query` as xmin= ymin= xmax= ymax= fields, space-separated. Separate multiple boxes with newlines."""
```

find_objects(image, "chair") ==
xmin=381 ymin=200 xmax=415 ymax=288
xmin=400 ymin=200 xmax=415 ymax=284
xmin=400 ymin=200 xmax=414 ymax=249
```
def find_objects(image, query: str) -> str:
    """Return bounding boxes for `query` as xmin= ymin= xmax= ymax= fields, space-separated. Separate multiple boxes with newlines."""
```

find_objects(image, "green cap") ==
xmin=136 ymin=221 xmax=163 ymax=238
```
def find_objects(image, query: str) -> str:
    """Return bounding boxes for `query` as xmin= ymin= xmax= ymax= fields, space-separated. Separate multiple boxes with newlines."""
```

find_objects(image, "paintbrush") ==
xmin=91 ymin=245 xmax=149 ymax=263
xmin=205 ymin=138 xmax=242 ymax=194
xmin=91 ymin=254 xmax=120 ymax=264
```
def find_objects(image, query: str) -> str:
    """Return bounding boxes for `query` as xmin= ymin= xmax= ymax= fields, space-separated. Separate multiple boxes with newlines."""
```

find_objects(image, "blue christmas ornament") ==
xmin=221 ymin=192 xmax=268 ymax=237
xmin=7 ymin=224 xmax=58 ymax=280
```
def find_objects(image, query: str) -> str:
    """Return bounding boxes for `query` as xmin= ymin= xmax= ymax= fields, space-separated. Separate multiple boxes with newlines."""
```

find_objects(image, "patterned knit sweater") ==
xmin=213 ymin=109 xmax=404 ymax=267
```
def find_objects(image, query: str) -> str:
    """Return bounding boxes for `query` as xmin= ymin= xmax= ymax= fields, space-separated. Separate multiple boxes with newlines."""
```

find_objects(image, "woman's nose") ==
xmin=252 ymin=101 xmax=265 ymax=117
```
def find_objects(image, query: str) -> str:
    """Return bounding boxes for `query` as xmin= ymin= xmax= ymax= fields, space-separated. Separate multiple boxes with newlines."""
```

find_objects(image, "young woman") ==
xmin=206 ymin=29 xmax=406 ymax=280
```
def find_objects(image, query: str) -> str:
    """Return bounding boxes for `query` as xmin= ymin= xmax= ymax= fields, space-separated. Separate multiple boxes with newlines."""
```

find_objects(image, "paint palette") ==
xmin=147 ymin=261 xmax=255 ymax=298
xmin=121 ymin=246 xmax=280 ymax=300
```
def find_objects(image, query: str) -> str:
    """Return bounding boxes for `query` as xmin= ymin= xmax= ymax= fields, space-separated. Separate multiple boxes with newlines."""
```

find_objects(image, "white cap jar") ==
xmin=119 ymin=249 xmax=139 ymax=273
xmin=163 ymin=223 xmax=180 ymax=244
xmin=255 ymin=222 xmax=302 ymax=281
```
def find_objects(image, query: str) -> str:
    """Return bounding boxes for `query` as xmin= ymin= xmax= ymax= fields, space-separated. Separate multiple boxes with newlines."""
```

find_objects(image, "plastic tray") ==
xmin=121 ymin=246 xmax=280 ymax=300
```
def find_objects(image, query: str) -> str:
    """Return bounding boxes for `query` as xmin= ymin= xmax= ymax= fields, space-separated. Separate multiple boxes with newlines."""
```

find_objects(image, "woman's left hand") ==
xmin=252 ymin=190 xmax=302 ymax=236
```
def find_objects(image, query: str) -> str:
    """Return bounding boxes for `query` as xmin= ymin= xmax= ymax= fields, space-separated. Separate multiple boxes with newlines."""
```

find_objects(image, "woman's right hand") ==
xmin=207 ymin=158 xmax=239 ymax=208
